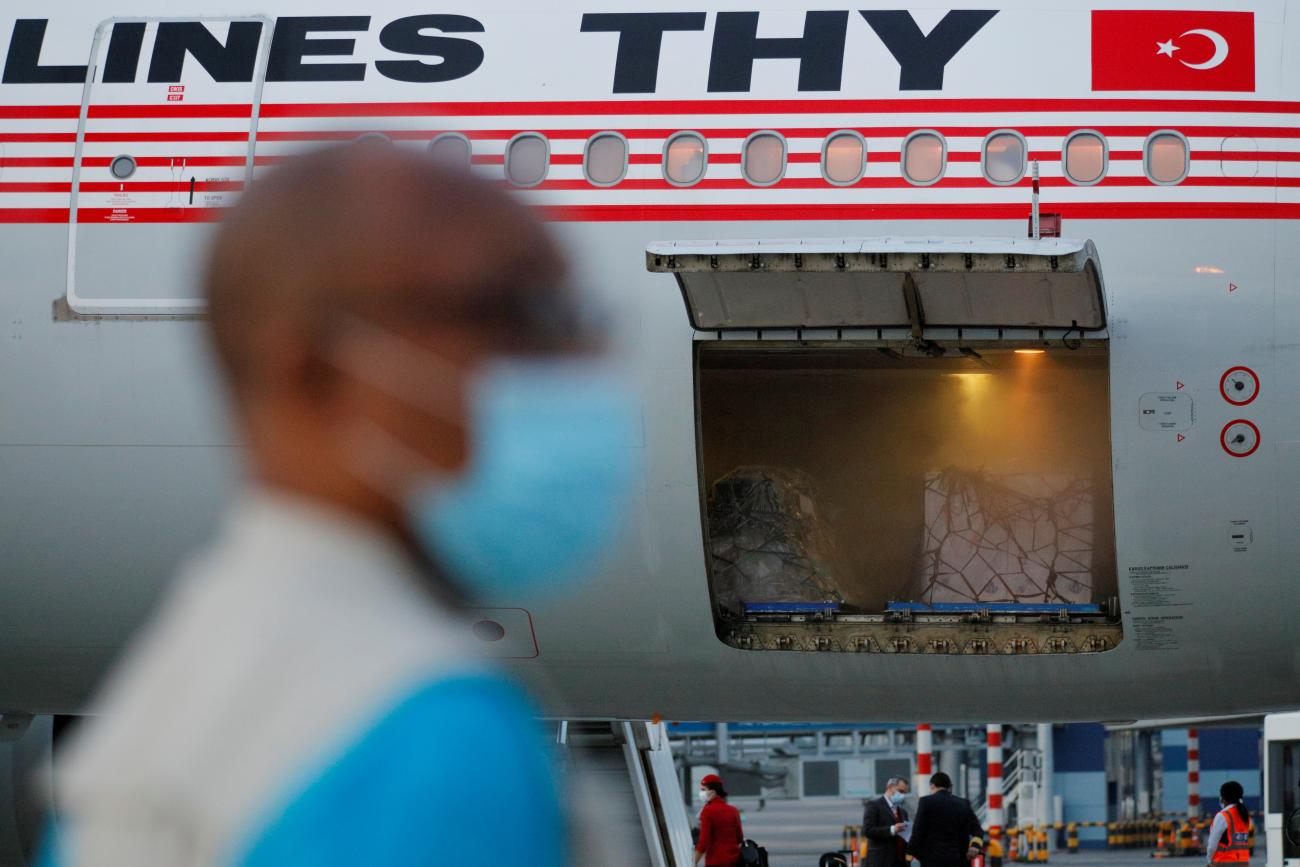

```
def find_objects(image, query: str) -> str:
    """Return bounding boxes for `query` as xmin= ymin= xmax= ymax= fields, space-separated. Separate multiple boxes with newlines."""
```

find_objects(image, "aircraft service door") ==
xmin=66 ymin=18 xmax=272 ymax=314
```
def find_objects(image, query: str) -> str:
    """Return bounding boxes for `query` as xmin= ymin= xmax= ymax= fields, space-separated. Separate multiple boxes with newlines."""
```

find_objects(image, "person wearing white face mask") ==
xmin=695 ymin=775 xmax=745 ymax=866
xmin=863 ymin=777 xmax=912 ymax=867
xmin=39 ymin=143 xmax=638 ymax=867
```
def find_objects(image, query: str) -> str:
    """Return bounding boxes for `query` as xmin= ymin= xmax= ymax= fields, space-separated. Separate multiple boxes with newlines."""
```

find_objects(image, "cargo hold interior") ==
xmin=696 ymin=344 xmax=1122 ymax=653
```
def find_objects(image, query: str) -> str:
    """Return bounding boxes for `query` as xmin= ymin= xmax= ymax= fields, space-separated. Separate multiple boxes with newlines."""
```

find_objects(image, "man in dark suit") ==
xmin=907 ymin=772 xmax=985 ymax=867
xmin=863 ymin=776 xmax=911 ymax=867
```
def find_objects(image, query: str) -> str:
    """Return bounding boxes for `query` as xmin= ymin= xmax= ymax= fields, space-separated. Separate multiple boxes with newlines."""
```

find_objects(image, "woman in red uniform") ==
xmin=695 ymin=773 xmax=745 ymax=867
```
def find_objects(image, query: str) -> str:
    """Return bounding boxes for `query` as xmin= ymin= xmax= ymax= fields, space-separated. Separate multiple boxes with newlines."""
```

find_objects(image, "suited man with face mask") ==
xmin=863 ymin=777 xmax=912 ymax=867
xmin=40 ymin=143 xmax=638 ymax=867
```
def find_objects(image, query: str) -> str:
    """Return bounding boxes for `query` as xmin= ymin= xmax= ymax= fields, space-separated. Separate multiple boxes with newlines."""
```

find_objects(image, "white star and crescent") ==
xmin=1154 ymin=29 xmax=1229 ymax=70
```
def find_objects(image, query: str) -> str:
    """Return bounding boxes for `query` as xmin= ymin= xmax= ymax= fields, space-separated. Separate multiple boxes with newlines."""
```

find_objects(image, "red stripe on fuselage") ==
xmin=4 ymin=201 xmax=1300 ymax=224
xmin=265 ymin=125 xmax=1300 ymax=141
xmin=536 ymin=202 xmax=1300 ymax=221
xmin=256 ymin=98 xmax=1300 ymax=117
xmin=45 ymin=125 xmax=1295 ymax=145
xmin=87 ymin=104 xmax=253 ymax=119
xmin=524 ymin=176 xmax=1300 ymax=191
xmin=14 ymin=97 xmax=1300 ymax=120
xmin=2 ymin=175 xmax=1290 ymax=193
xmin=0 ymin=106 xmax=80 ymax=119
xmin=0 ymin=208 xmax=69 ymax=222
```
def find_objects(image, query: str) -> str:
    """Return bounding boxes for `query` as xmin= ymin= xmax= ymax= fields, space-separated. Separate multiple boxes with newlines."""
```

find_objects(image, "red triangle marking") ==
xmin=1176 ymin=381 xmax=1184 ymax=389
xmin=1177 ymin=434 xmax=1186 ymax=442
xmin=1228 ymin=283 xmax=1238 ymax=292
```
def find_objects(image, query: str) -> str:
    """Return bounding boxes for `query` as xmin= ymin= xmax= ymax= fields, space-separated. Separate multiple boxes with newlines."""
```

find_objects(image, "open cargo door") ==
xmin=647 ymin=237 xmax=1120 ymax=656
xmin=646 ymin=237 xmax=1105 ymax=334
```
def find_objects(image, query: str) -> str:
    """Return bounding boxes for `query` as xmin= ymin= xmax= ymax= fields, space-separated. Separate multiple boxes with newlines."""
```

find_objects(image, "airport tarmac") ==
xmin=731 ymin=798 xmax=1260 ymax=867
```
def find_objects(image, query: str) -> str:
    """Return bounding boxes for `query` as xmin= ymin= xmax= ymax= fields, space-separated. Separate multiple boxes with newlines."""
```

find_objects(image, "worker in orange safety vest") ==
xmin=1206 ymin=781 xmax=1253 ymax=865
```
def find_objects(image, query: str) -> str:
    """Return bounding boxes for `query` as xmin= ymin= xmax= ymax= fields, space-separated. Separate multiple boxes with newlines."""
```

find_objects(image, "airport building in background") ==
xmin=669 ymin=722 xmax=1263 ymax=847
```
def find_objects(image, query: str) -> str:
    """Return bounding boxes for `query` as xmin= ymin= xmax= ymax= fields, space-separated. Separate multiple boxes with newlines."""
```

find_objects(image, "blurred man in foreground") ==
xmin=39 ymin=143 xmax=638 ymax=866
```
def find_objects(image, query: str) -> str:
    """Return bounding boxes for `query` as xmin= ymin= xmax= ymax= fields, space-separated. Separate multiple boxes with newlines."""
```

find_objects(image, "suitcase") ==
xmin=740 ymin=838 xmax=769 ymax=867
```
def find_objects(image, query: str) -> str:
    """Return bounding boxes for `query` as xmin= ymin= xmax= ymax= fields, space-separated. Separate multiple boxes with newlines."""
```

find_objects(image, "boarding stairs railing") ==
xmin=976 ymin=748 xmax=1044 ymax=830
xmin=558 ymin=720 xmax=695 ymax=866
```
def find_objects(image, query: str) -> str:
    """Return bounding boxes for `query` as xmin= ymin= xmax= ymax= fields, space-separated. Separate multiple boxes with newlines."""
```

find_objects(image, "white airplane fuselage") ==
xmin=1 ymin=0 xmax=1299 ymax=723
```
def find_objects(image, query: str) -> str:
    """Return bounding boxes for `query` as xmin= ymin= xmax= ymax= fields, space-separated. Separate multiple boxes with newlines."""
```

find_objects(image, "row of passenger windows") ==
xmin=430 ymin=129 xmax=1193 ymax=188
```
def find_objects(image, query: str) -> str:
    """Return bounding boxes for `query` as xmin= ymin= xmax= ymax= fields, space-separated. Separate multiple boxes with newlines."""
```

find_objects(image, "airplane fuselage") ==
xmin=1 ymin=1 xmax=1299 ymax=722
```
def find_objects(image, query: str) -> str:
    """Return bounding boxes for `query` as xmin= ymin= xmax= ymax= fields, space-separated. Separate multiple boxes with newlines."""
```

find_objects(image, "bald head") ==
xmin=204 ymin=142 xmax=568 ymax=402
xmin=200 ymin=143 xmax=586 ymax=545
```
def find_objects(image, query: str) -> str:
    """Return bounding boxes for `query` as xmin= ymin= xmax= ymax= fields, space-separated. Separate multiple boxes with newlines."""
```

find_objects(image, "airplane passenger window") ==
xmin=663 ymin=132 xmax=707 ymax=186
xmin=822 ymin=131 xmax=866 ymax=185
xmin=584 ymin=133 xmax=628 ymax=186
xmin=1145 ymin=131 xmax=1189 ymax=185
xmin=429 ymin=133 xmax=472 ymax=169
xmin=902 ymin=131 xmax=945 ymax=186
xmin=1063 ymin=131 xmax=1107 ymax=185
xmin=505 ymin=133 xmax=549 ymax=187
xmin=742 ymin=131 xmax=786 ymax=186
xmin=982 ymin=131 xmax=1027 ymax=185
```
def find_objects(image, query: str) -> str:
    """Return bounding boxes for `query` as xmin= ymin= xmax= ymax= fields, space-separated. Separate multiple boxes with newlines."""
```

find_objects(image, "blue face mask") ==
xmin=890 ymin=791 xmax=907 ymax=807
xmin=333 ymin=320 xmax=641 ymax=599
xmin=406 ymin=359 xmax=640 ymax=599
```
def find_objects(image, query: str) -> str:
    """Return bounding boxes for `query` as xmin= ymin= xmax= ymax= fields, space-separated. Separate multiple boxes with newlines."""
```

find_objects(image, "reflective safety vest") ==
xmin=1211 ymin=807 xmax=1252 ymax=863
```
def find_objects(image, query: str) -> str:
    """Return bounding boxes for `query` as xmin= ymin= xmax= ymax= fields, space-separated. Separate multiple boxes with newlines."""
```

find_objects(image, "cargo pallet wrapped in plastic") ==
xmin=707 ymin=467 xmax=844 ymax=617
xmin=915 ymin=467 xmax=1096 ymax=606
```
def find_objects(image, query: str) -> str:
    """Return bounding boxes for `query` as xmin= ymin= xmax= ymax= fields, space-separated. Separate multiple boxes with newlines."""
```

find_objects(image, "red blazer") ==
xmin=697 ymin=797 xmax=744 ymax=865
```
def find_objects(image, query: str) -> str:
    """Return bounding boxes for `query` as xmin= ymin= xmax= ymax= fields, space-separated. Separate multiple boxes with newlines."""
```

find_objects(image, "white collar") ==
xmin=217 ymin=487 xmax=424 ymax=590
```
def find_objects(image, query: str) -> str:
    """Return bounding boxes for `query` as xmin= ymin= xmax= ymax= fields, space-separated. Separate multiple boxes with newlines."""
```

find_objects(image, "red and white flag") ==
xmin=1092 ymin=10 xmax=1255 ymax=92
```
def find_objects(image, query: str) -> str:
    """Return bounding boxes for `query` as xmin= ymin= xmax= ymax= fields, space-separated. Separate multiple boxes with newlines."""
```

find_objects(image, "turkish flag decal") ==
xmin=1092 ymin=10 xmax=1255 ymax=92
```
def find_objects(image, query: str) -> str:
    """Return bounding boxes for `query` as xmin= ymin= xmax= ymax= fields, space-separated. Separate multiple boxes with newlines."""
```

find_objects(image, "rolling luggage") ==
xmin=740 ymin=838 xmax=769 ymax=866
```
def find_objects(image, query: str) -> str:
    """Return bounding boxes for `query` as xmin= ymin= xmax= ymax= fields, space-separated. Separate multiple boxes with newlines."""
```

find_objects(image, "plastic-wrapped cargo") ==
xmin=707 ymin=467 xmax=845 ymax=616
xmin=916 ymin=467 xmax=1095 ymax=605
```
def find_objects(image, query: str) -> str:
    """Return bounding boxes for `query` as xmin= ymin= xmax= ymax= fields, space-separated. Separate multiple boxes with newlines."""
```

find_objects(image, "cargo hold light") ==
xmin=1015 ymin=349 xmax=1046 ymax=355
